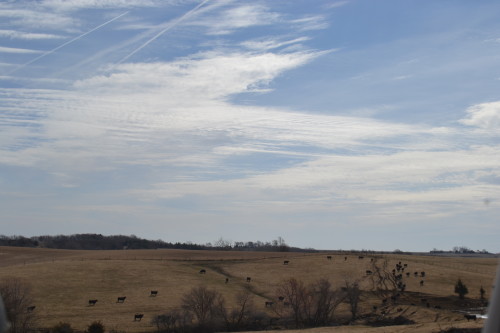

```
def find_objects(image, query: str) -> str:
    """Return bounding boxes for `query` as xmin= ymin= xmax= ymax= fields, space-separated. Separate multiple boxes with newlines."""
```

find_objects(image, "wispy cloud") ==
xmin=192 ymin=4 xmax=280 ymax=35
xmin=0 ymin=46 xmax=42 ymax=54
xmin=0 ymin=29 xmax=65 ymax=40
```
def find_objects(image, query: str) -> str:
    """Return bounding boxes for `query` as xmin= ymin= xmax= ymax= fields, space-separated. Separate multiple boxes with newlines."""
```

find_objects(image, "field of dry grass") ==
xmin=0 ymin=246 xmax=497 ymax=332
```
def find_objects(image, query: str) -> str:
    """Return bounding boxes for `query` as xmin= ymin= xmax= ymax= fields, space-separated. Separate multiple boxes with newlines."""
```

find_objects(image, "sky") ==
xmin=1 ymin=0 xmax=500 ymax=252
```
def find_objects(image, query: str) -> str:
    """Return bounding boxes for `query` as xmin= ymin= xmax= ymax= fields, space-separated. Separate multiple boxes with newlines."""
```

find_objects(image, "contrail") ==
xmin=118 ymin=0 xmax=210 ymax=64
xmin=7 ymin=11 xmax=129 ymax=75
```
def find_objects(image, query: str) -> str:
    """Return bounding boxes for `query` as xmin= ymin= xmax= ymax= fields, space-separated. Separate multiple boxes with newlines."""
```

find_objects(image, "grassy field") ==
xmin=0 ymin=246 xmax=497 ymax=332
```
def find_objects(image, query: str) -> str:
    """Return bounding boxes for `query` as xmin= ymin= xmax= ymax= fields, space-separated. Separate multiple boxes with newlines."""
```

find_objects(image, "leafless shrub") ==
xmin=0 ymin=278 xmax=37 ymax=333
xmin=181 ymin=286 xmax=222 ymax=331
xmin=275 ymin=278 xmax=344 ymax=328
xmin=344 ymin=280 xmax=362 ymax=321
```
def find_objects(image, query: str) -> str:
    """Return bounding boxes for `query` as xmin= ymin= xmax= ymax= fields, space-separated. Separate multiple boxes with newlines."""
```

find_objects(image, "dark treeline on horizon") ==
xmin=0 ymin=234 xmax=308 ymax=252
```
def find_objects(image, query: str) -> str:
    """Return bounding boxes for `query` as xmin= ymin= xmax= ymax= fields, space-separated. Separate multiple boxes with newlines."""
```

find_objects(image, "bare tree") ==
xmin=367 ymin=258 xmax=398 ymax=295
xmin=0 ymin=278 xmax=36 ymax=333
xmin=344 ymin=280 xmax=362 ymax=321
xmin=181 ymin=286 xmax=221 ymax=329
xmin=276 ymin=278 xmax=344 ymax=328
xmin=216 ymin=291 xmax=255 ymax=331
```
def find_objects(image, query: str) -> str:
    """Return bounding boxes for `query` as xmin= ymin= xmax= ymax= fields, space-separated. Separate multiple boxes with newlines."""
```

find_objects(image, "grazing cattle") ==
xmin=414 ymin=272 xmax=419 ymax=277
xmin=327 ymin=256 xmax=332 ymax=260
xmin=358 ymin=256 xmax=364 ymax=259
xmin=246 ymin=277 xmax=251 ymax=283
xmin=283 ymin=260 xmax=289 ymax=265
xmin=225 ymin=278 xmax=229 ymax=284
xmin=117 ymin=296 xmax=126 ymax=303
xmin=406 ymin=272 xmax=410 ymax=277
xmin=420 ymin=280 xmax=424 ymax=286
xmin=366 ymin=270 xmax=373 ymax=275
xmin=150 ymin=290 xmax=158 ymax=297
xmin=421 ymin=271 xmax=426 ymax=278
xmin=26 ymin=306 xmax=36 ymax=312
xmin=134 ymin=314 xmax=144 ymax=321
xmin=199 ymin=269 xmax=206 ymax=274
xmin=265 ymin=301 xmax=274 ymax=307
xmin=404 ymin=264 xmax=408 ymax=267
xmin=88 ymin=299 xmax=98 ymax=306
xmin=344 ymin=256 xmax=347 ymax=261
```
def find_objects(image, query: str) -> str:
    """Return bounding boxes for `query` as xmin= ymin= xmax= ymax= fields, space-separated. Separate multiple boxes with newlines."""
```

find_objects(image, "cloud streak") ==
xmin=6 ymin=11 xmax=129 ymax=75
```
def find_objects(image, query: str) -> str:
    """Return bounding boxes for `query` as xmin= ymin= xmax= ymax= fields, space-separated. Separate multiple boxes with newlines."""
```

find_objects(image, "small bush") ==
xmin=49 ymin=322 xmax=74 ymax=333
xmin=86 ymin=321 xmax=104 ymax=333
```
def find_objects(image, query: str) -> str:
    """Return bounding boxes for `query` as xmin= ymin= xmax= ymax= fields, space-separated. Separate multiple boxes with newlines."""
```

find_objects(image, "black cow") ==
xmin=327 ymin=256 xmax=332 ymax=260
xmin=150 ymin=290 xmax=158 ymax=297
xmin=199 ymin=269 xmax=206 ymax=274
xmin=420 ymin=280 xmax=424 ymax=286
xmin=246 ymin=277 xmax=251 ymax=282
xmin=225 ymin=278 xmax=229 ymax=284
xmin=464 ymin=314 xmax=477 ymax=321
xmin=117 ymin=296 xmax=126 ymax=303
xmin=88 ymin=299 xmax=98 ymax=306
xmin=283 ymin=260 xmax=289 ymax=265
xmin=134 ymin=314 xmax=144 ymax=321
xmin=366 ymin=270 xmax=373 ymax=275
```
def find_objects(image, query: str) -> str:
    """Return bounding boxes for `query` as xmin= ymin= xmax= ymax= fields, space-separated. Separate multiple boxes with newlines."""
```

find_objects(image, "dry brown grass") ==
xmin=0 ymin=246 xmax=496 ymax=332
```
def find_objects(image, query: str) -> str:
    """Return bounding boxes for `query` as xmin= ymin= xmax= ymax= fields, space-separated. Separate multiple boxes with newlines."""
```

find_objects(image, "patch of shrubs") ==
xmin=365 ymin=315 xmax=415 ymax=327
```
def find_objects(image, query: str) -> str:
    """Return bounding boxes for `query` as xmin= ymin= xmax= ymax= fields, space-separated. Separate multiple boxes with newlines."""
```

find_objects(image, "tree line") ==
xmin=0 ymin=234 xmax=301 ymax=252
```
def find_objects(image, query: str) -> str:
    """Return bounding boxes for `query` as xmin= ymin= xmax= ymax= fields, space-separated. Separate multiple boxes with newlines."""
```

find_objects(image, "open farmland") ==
xmin=0 ymin=246 xmax=497 ymax=332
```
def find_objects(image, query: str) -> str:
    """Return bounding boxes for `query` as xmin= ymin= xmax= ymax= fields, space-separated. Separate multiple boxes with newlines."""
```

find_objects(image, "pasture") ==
xmin=0 ymin=246 xmax=497 ymax=332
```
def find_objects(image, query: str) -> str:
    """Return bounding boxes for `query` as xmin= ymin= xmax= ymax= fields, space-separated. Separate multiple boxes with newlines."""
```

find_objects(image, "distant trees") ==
xmin=0 ymin=278 xmax=37 ymax=333
xmin=454 ymin=279 xmax=469 ymax=299
xmin=0 ymin=234 xmax=296 ymax=252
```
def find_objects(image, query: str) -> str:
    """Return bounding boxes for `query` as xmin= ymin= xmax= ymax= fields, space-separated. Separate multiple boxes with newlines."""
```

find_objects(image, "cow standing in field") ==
xmin=134 ymin=314 xmax=144 ymax=321
xmin=88 ymin=299 xmax=98 ymax=306
xmin=246 ymin=277 xmax=251 ymax=283
xmin=117 ymin=297 xmax=126 ymax=303
xmin=327 ymin=256 xmax=332 ymax=260
xmin=283 ymin=260 xmax=289 ymax=265
xmin=199 ymin=269 xmax=206 ymax=274
xmin=150 ymin=290 xmax=158 ymax=297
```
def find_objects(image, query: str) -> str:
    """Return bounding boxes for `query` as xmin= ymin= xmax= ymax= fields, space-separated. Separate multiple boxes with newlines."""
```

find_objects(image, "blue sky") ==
xmin=1 ymin=0 xmax=500 ymax=252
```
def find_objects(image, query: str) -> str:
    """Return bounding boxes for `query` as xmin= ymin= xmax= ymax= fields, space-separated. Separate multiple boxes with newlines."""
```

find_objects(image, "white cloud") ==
xmin=0 ymin=29 xmax=65 ymax=40
xmin=191 ymin=4 xmax=280 ymax=35
xmin=460 ymin=101 xmax=500 ymax=130
xmin=0 ymin=46 xmax=42 ymax=54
